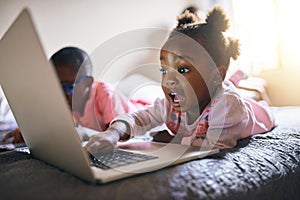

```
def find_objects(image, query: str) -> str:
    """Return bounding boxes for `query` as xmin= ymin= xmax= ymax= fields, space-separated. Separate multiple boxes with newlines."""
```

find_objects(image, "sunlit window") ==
xmin=277 ymin=0 xmax=300 ymax=70
xmin=230 ymin=0 xmax=300 ymax=75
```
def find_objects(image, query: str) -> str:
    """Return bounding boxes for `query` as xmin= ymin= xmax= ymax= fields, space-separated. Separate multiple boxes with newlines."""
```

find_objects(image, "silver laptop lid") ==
xmin=0 ymin=8 xmax=95 ymax=182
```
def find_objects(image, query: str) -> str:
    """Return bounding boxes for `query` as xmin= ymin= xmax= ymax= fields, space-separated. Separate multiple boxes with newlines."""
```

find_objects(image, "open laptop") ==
xmin=0 ymin=8 xmax=219 ymax=183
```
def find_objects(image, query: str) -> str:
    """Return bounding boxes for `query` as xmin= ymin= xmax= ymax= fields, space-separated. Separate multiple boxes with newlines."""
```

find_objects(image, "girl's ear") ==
xmin=209 ymin=65 xmax=226 ymax=86
xmin=217 ymin=65 xmax=226 ymax=80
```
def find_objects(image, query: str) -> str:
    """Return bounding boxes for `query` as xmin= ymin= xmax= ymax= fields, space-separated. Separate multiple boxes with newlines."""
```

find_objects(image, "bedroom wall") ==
xmin=0 ymin=0 xmax=183 ymax=57
xmin=3 ymin=0 xmax=296 ymax=107
xmin=259 ymin=69 xmax=300 ymax=106
xmin=1 ymin=0 xmax=227 ymax=101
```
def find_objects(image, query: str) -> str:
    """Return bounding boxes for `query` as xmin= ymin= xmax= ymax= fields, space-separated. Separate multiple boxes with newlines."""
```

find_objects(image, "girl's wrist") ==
xmin=108 ymin=121 xmax=130 ymax=141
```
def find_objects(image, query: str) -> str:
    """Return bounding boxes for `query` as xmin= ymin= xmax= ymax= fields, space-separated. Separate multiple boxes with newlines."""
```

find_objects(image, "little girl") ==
xmin=85 ymin=6 xmax=275 ymax=153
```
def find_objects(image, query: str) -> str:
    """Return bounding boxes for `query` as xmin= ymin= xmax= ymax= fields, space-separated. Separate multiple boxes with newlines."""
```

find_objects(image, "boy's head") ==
xmin=50 ymin=47 xmax=94 ymax=112
xmin=160 ymin=6 xmax=240 ymax=119
xmin=50 ymin=46 xmax=93 ymax=77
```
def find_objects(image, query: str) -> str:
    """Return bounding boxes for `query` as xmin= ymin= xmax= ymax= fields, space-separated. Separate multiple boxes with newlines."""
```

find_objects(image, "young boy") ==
xmin=1 ymin=46 xmax=151 ymax=143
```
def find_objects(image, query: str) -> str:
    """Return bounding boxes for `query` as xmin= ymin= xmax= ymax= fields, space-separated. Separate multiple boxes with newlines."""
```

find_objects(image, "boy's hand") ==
xmin=1 ymin=128 xmax=24 ymax=144
xmin=84 ymin=129 xmax=120 ymax=156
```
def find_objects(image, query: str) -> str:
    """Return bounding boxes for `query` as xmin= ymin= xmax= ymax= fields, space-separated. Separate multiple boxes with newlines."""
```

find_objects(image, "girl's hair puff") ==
xmin=172 ymin=6 xmax=240 ymax=70
xmin=177 ymin=9 xmax=200 ymax=28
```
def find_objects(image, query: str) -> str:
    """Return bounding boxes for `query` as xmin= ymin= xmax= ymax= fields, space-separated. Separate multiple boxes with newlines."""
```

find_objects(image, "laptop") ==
xmin=0 ymin=8 xmax=219 ymax=183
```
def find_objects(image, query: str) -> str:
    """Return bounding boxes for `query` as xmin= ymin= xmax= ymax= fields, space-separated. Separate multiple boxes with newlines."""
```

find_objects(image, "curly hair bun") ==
xmin=170 ymin=6 xmax=240 ymax=68
xmin=227 ymin=37 xmax=240 ymax=60
xmin=176 ymin=10 xmax=200 ymax=28
xmin=206 ymin=6 xmax=229 ymax=32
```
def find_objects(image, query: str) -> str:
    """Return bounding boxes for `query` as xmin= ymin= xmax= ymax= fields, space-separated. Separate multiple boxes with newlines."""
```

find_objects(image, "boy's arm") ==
xmin=1 ymin=128 xmax=24 ymax=144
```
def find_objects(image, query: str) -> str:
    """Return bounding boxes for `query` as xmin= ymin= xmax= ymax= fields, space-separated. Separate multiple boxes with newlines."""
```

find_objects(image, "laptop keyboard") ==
xmin=90 ymin=149 xmax=158 ymax=170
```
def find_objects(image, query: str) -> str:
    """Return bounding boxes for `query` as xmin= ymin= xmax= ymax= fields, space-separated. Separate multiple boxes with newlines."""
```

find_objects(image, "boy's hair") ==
xmin=172 ymin=6 xmax=240 ymax=70
xmin=50 ymin=46 xmax=93 ymax=75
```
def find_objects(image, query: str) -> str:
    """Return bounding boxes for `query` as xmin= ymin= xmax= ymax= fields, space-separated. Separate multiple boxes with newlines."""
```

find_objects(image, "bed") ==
xmin=0 ymin=106 xmax=300 ymax=200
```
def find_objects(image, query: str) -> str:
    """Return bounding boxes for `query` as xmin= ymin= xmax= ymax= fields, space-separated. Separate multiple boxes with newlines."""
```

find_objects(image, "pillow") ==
xmin=228 ymin=70 xmax=272 ymax=105
xmin=237 ymin=77 xmax=272 ymax=105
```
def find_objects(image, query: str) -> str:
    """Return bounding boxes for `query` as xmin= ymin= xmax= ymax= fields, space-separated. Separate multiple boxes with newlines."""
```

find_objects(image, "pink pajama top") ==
xmin=113 ymin=81 xmax=276 ymax=149
xmin=73 ymin=82 xmax=151 ymax=131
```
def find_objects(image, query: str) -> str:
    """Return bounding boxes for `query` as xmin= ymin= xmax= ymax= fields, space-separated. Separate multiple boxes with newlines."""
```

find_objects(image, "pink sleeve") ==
xmin=111 ymin=98 xmax=167 ymax=137
xmin=94 ymin=83 xmax=126 ymax=125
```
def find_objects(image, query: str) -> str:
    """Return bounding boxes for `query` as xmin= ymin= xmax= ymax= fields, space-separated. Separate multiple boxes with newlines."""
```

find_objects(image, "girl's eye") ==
xmin=178 ymin=67 xmax=190 ymax=74
xmin=160 ymin=68 xmax=167 ymax=75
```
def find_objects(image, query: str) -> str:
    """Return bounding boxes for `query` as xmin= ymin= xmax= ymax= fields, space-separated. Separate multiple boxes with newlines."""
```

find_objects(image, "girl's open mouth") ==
xmin=169 ymin=92 xmax=185 ymax=107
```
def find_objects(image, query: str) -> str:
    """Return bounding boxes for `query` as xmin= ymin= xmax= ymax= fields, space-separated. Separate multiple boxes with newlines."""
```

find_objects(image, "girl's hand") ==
xmin=84 ymin=129 xmax=120 ymax=156
xmin=1 ymin=128 xmax=24 ymax=144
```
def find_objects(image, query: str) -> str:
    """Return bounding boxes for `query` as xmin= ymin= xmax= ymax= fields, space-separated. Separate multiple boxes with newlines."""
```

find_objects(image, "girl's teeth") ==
xmin=174 ymin=95 xmax=184 ymax=102
xmin=169 ymin=92 xmax=184 ymax=106
xmin=169 ymin=93 xmax=176 ymax=101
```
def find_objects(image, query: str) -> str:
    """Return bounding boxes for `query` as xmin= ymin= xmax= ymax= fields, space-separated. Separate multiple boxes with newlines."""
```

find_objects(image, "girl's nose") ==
xmin=163 ymin=71 xmax=178 ymax=89
xmin=165 ymin=80 xmax=176 ymax=89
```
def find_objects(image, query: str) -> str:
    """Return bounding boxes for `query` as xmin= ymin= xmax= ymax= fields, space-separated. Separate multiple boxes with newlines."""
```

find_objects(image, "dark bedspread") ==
xmin=0 ymin=108 xmax=300 ymax=200
xmin=169 ymin=127 xmax=300 ymax=200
